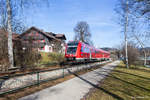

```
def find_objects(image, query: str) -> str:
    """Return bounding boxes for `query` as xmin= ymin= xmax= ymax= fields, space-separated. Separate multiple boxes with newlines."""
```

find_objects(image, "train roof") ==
xmin=67 ymin=40 xmax=110 ymax=54
xmin=99 ymin=49 xmax=110 ymax=54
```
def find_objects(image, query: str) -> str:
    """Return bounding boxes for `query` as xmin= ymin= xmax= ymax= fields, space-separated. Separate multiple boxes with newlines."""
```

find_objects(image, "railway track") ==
xmin=60 ymin=59 xmax=108 ymax=66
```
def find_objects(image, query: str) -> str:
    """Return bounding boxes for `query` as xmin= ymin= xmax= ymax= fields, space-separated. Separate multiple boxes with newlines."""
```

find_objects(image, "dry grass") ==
xmin=40 ymin=52 xmax=51 ymax=64
xmin=0 ymin=52 xmax=61 ymax=77
xmin=85 ymin=62 xmax=150 ymax=100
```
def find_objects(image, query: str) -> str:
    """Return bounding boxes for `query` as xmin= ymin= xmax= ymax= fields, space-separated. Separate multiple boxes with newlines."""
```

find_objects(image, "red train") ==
xmin=65 ymin=41 xmax=110 ymax=61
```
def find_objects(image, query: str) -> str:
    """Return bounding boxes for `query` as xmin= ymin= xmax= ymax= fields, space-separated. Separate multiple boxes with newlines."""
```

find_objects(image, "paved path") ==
xmin=19 ymin=61 xmax=120 ymax=100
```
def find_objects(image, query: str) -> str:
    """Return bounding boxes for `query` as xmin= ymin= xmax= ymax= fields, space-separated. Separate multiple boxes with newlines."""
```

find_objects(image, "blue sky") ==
xmin=24 ymin=0 xmax=123 ymax=48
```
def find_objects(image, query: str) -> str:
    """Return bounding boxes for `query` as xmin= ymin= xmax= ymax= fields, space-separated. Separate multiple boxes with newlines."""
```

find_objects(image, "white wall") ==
xmin=38 ymin=45 xmax=53 ymax=52
xmin=45 ymin=45 xmax=52 ymax=52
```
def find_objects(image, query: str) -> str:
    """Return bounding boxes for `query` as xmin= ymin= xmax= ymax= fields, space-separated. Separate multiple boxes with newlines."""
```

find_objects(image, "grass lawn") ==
xmin=86 ymin=62 xmax=150 ymax=100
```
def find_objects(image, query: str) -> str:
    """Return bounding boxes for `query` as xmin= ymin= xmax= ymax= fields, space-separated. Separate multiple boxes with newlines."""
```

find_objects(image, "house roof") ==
xmin=55 ymin=34 xmax=66 ymax=40
xmin=12 ymin=33 xmax=20 ymax=40
xmin=20 ymin=27 xmax=61 ymax=42
xmin=45 ymin=32 xmax=66 ymax=40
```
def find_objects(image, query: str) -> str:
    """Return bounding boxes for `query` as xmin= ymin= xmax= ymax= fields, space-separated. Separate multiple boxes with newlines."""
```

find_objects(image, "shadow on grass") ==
xmin=20 ymin=95 xmax=39 ymax=100
xmin=94 ymin=70 xmax=150 ymax=92
xmin=96 ymin=66 xmax=150 ymax=81
xmin=117 ymin=65 xmax=150 ymax=73
xmin=68 ymin=65 xmax=150 ymax=100
xmin=100 ymin=66 xmax=150 ymax=80
xmin=68 ymin=70 xmax=124 ymax=100
xmin=113 ymin=69 xmax=150 ymax=80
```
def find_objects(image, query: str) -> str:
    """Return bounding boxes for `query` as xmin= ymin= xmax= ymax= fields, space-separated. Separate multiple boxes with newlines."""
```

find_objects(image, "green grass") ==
xmin=86 ymin=62 xmax=150 ymax=100
xmin=38 ymin=52 xmax=65 ymax=67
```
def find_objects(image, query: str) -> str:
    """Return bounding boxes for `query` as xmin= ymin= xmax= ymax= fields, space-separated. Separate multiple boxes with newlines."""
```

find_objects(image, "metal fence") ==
xmin=0 ymin=61 xmax=109 ymax=95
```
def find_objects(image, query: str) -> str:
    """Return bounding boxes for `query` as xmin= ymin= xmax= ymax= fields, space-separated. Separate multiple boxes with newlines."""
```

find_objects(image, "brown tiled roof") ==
xmin=56 ymin=34 xmax=63 ymax=37
xmin=20 ymin=27 xmax=61 ymax=42
xmin=55 ymin=34 xmax=66 ymax=40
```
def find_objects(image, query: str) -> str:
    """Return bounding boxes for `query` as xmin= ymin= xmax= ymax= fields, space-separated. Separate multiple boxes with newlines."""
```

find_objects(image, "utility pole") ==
xmin=124 ymin=0 xmax=129 ymax=68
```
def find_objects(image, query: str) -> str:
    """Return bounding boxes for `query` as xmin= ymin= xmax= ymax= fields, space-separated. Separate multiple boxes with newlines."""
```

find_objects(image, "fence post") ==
xmin=63 ymin=67 xmax=65 ymax=78
xmin=37 ymin=71 xmax=40 ymax=85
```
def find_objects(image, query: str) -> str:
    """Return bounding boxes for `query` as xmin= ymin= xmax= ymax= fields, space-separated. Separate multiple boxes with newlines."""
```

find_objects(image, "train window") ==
xmin=81 ymin=46 xmax=83 ymax=52
xmin=95 ymin=51 xmax=97 ymax=54
xmin=81 ymin=46 xmax=90 ymax=53
xmin=84 ymin=47 xmax=87 ymax=53
xmin=87 ymin=48 xmax=90 ymax=53
xmin=96 ymin=51 xmax=99 ymax=54
xmin=67 ymin=41 xmax=78 ymax=46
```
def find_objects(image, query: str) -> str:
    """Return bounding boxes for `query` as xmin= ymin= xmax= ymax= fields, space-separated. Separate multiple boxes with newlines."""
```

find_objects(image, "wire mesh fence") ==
xmin=0 ymin=61 xmax=109 ymax=95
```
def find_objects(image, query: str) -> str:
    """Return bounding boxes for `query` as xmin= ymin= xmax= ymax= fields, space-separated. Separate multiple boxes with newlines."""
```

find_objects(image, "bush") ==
xmin=0 ymin=30 xmax=9 ymax=71
xmin=40 ymin=52 xmax=51 ymax=64
xmin=122 ymin=42 xmax=140 ymax=66
xmin=21 ymin=49 xmax=41 ymax=69
xmin=48 ymin=52 xmax=65 ymax=63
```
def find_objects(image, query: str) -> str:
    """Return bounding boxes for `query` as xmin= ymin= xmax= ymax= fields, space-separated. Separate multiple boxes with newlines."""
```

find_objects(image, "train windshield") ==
xmin=67 ymin=41 xmax=78 ymax=54
xmin=67 ymin=41 xmax=79 ymax=46
xmin=67 ymin=47 xmax=77 ymax=54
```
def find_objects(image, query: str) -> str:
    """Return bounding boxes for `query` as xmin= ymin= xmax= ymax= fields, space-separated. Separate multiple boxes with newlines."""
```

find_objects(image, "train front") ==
xmin=65 ymin=41 xmax=79 ymax=61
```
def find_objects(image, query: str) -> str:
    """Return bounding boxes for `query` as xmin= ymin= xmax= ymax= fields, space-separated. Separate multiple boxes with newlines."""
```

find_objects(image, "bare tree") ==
xmin=117 ymin=0 xmax=150 ymax=66
xmin=115 ymin=0 xmax=134 ymax=68
xmin=74 ymin=21 xmax=93 ymax=45
xmin=0 ymin=29 xmax=8 ymax=71
xmin=0 ymin=0 xmax=50 ymax=68
xmin=132 ymin=0 xmax=150 ymax=19
xmin=121 ymin=0 xmax=150 ymax=66
xmin=0 ymin=0 xmax=26 ymax=33
xmin=122 ymin=42 xmax=140 ymax=66
xmin=129 ymin=20 xmax=147 ymax=66
xmin=127 ymin=0 xmax=150 ymax=45
xmin=133 ymin=0 xmax=150 ymax=59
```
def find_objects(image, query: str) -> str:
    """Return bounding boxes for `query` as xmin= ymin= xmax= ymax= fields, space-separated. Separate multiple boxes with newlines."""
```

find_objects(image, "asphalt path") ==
xmin=19 ymin=61 xmax=120 ymax=100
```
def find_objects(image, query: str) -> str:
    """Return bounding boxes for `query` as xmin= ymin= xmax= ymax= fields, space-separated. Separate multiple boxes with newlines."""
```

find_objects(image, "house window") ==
xmin=33 ymin=31 xmax=36 ymax=34
xmin=41 ymin=40 xmax=45 ymax=42
xmin=39 ymin=34 xmax=44 ymax=39
xmin=40 ymin=47 xmax=44 ymax=50
xmin=36 ymin=32 xmax=39 ymax=36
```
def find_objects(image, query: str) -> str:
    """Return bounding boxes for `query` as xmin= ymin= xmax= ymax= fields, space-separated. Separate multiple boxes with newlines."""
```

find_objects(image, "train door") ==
xmin=102 ymin=53 xmax=104 ymax=60
xmin=90 ymin=49 xmax=92 ymax=60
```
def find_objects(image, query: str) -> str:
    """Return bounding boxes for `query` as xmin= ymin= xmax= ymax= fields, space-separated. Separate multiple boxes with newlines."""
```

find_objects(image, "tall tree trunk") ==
xmin=124 ymin=0 xmax=129 ymax=68
xmin=6 ymin=0 xmax=14 ymax=68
